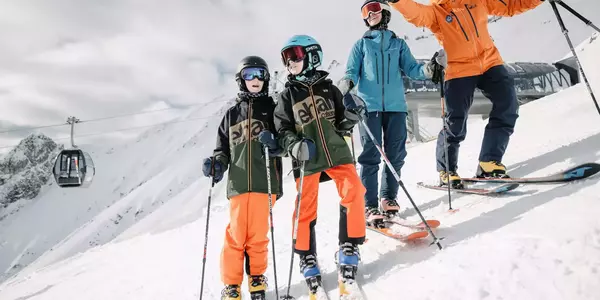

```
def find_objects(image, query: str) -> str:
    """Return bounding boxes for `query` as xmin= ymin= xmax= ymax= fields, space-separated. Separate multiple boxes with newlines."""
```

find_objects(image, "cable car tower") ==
xmin=52 ymin=116 xmax=95 ymax=188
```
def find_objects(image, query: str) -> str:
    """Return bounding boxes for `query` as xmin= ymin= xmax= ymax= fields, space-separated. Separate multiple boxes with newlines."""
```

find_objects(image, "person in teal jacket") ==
xmin=338 ymin=0 xmax=436 ymax=227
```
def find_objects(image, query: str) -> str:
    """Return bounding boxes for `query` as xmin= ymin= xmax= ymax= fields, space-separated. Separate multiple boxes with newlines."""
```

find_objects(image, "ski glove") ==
xmin=386 ymin=0 xmax=399 ymax=3
xmin=290 ymin=139 xmax=316 ymax=161
xmin=425 ymin=50 xmax=445 ymax=85
xmin=337 ymin=79 xmax=354 ymax=96
xmin=202 ymin=157 xmax=225 ymax=183
xmin=343 ymin=93 xmax=366 ymax=122
xmin=258 ymin=130 xmax=283 ymax=156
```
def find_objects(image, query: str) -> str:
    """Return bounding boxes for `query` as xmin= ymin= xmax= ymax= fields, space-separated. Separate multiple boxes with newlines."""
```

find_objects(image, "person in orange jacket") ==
xmin=387 ymin=0 xmax=545 ymax=187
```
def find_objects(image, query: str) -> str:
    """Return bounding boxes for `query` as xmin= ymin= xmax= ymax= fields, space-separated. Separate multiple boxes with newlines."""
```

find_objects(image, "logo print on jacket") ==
xmin=229 ymin=118 xmax=266 ymax=146
xmin=292 ymin=95 xmax=335 ymax=126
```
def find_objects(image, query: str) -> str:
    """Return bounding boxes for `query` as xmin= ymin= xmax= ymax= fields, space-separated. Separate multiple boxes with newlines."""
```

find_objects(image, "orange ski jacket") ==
xmin=390 ymin=0 xmax=543 ymax=81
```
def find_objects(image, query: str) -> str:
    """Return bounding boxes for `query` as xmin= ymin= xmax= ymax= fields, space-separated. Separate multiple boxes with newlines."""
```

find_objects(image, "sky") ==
xmin=1 ymin=0 xmax=599 ymax=153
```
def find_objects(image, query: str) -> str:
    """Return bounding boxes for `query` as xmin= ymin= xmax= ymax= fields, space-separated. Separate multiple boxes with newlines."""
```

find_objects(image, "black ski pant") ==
xmin=436 ymin=65 xmax=519 ymax=172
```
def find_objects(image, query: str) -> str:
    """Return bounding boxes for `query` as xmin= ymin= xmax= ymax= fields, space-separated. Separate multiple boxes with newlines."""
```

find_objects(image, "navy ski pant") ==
xmin=358 ymin=111 xmax=407 ymax=208
xmin=436 ymin=64 xmax=519 ymax=172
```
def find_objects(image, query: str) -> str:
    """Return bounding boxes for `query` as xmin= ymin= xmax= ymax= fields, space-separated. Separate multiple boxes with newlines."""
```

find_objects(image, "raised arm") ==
xmin=484 ymin=0 xmax=544 ymax=17
xmin=389 ymin=0 xmax=438 ymax=29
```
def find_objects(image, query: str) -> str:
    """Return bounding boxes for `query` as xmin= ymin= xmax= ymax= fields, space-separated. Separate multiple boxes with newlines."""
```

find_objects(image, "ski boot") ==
xmin=380 ymin=199 xmax=400 ymax=218
xmin=476 ymin=161 xmax=510 ymax=178
xmin=221 ymin=284 xmax=241 ymax=300
xmin=365 ymin=206 xmax=385 ymax=229
xmin=439 ymin=170 xmax=464 ymax=189
xmin=335 ymin=242 xmax=361 ymax=298
xmin=248 ymin=275 xmax=267 ymax=300
xmin=299 ymin=254 xmax=327 ymax=299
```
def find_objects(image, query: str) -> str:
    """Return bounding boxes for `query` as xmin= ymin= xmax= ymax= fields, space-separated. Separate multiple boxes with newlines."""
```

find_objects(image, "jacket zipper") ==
xmin=387 ymin=53 xmax=391 ymax=84
xmin=273 ymin=158 xmax=279 ymax=185
xmin=375 ymin=54 xmax=379 ymax=84
xmin=451 ymin=11 xmax=469 ymax=41
xmin=380 ymin=33 xmax=385 ymax=112
xmin=460 ymin=9 xmax=484 ymax=72
xmin=247 ymin=100 xmax=252 ymax=191
xmin=307 ymin=85 xmax=333 ymax=167
xmin=465 ymin=5 xmax=479 ymax=37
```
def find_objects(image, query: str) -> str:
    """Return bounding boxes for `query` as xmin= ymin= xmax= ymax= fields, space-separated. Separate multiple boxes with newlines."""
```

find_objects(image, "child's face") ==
xmin=287 ymin=59 xmax=304 ymax=75
xmin=367 ymin=11 xmax=382 ymax=26
xmin=245 ymin=78 xmax=264 ymax=93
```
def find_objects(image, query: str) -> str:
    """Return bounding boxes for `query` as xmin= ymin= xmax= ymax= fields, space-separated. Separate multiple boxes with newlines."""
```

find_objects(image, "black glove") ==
xmin=336 ymin=119 xmax=357 ymax=135
xmin=387 ymin=0 xmax=399 ymax=3
xmin=425 ymin=50 xmax=445 ymax=85
xmin=342 ymin=93 xmax=366 ymax=122
xmin=258 ymin=130 xmax=283 ymax=156
xmin=202 ymin=157 xmax=225 ymax=183
xmin=290 ymin=139 xmax=316 ymax=161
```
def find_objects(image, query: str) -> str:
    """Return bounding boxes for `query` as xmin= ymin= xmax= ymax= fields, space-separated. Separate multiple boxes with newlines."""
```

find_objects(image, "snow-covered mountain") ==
xmin=0 ymin=133 xmax=61 ymax=207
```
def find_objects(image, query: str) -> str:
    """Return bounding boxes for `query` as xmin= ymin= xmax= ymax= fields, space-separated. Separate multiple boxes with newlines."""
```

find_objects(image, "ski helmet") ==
xmin=361 ymin=0 xmax=392 ymax=29
xmin=280 ymin=35 xmax=323 ymax=75
xmin=235 ymin=55 xmax=270 ymax=93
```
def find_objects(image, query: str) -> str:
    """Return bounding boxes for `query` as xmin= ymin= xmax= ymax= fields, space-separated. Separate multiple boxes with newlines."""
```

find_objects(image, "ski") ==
xmin=366 ymin=225 xmax=429 ymax=241
xmin=338 ymin=278 xmax=364 ymax=300
xmin=385 ymin=218 xmax=441 ymax=230
xmin=306 ymin=276 xmax=329 ymax=300
xmin=461 ymin=162 xmax=600 ymax=184
xmin=417 ymin=182 xmax=520 ymax=195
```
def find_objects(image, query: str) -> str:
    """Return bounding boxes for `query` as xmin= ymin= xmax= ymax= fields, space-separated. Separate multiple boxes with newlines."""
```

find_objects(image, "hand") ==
xmin=336 ymin=119 xmax=358 ymax=135
xmin=337 ymin=79 xmax=354 ymax=96
xmin=435 ymin=48 xmax=447 ymax=68
xmin=290 ymin=139 xmax=316 ymax=161
xmin=424 ymin=50 xmax=445 ymax=84
xmin=202 ymin=157 xmax=225 ymax=183
xmin=258 ymin=130 xmax=283 ymax=156
xmin=342 ymin=93 xmax=366 ymax=122
xmin=387 ymin=0 xmax=399 ymax=3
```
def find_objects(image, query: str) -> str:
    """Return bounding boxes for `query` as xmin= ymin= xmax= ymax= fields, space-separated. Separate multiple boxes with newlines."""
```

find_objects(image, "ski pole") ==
xmin=548 ymin=0 xmax=600 ymax=117
xmin=439 ymin=78 xmax=455 ymax=212
xmin=358 ymin=119 xmax=444 ymax=250
xmin=350 ymin=132 xmax=356 ymax=165
xmin=199 ymin=163 xmax=216 ymax=300
xmin=281 ymin=160 xmax=306 ymax=300
xmin=264 ymin=147 xmax=280 ymax=299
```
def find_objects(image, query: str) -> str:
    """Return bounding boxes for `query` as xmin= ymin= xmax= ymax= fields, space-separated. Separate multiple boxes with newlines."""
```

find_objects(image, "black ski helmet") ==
xmin=235 ymin=55 xmax=270 ymax=93
xmin=361 ymin=0 xmax=392 ymax=29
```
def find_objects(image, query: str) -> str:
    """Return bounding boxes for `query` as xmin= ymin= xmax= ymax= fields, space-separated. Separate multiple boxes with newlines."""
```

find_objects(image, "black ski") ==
xmin=417 ymin=182 xmax=520 ymax=195
xmin=461 ymin=162 xmax=600 ymax=184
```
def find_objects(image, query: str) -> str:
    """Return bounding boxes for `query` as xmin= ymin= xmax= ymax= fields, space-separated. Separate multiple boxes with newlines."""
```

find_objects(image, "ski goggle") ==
xmin=281 ymin=46 xmax=306 ymax=65
xmin=361 ymin=2 xmax=387 ymax=20
xmin=240 ymin=67 xmax=268 ymax=81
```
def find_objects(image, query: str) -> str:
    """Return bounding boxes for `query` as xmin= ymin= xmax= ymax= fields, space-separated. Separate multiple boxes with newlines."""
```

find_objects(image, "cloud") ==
xmin=1 ymin=0 xmax=599 ymax=152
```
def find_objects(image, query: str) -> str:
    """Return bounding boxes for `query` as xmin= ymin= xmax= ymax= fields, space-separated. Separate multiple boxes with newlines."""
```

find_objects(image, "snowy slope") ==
xmin=0 ymin=99 xmax=233 ymax=282
xmin=1 ymin=31 xmax=600 ymax=300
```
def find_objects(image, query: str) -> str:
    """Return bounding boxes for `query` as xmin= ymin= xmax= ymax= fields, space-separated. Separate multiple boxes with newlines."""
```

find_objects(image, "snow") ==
xmin=0 ymin=2 xmax=600 ymax=300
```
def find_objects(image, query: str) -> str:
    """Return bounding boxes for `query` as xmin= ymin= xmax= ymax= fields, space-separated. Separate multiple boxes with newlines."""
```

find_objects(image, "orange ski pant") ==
xmin=221 ymin=192 xmax=272 ymax=285
xmin=292 ymin=164 xmax=366 ymax=254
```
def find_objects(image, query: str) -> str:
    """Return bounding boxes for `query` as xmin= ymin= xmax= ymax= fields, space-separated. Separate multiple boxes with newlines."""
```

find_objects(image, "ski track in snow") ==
xmin=1 ymin=28 xmax=600 ymax=300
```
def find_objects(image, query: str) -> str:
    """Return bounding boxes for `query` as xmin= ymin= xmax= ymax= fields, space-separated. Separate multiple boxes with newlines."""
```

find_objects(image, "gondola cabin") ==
xmin=53 ymin=149 xmax=95 ymax=188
